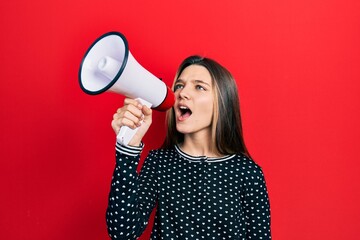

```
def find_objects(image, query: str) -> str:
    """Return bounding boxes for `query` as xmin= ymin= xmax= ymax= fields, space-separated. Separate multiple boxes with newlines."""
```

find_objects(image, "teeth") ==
xmin=180 ymin=106 xmax=188 ymax=109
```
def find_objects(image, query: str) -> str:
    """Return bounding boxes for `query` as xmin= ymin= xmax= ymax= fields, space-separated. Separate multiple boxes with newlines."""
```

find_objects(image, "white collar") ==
xmin=174 ymin=145 xmax=236 ymax=163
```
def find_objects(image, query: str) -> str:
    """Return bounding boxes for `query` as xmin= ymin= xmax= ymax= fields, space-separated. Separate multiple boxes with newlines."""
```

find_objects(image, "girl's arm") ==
xmin=244 ymin=166 xmax=272 ymax=239
xmin=106 ymin=143 xmax=158 ymax=239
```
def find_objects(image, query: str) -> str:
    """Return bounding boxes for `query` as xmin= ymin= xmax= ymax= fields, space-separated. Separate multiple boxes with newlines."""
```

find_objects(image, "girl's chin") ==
xmin=175 ymin=124 xmax=192 ymax=134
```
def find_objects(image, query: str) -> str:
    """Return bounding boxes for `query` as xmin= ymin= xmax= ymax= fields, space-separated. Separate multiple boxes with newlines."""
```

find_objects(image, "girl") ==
xmin=107 ymin=55 xmax=271 ymax=239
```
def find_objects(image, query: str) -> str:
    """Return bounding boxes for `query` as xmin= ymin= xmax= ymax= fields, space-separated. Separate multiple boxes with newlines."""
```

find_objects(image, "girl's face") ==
xmin=173 ymin=65 xmax=215 ymax=137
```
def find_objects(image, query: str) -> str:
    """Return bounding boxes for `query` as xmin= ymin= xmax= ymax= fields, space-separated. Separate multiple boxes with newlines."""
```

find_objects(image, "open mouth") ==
xmin=178 ymin=105 xmax=192 ymax=120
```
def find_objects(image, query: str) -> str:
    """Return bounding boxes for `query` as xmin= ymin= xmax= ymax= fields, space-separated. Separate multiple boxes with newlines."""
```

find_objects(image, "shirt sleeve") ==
xmin=244 ymin=165 xmax=272 ymax=239
xmin=106 ymin=142 xmax=158 ymax=240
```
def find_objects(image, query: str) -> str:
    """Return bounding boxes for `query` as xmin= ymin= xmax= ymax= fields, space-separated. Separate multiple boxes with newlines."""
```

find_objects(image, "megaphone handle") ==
xmin=117 ymin=98 xmax=152 ymax=146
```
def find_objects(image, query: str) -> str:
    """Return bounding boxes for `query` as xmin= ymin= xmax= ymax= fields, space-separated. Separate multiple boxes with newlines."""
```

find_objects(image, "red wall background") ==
xmin=1 ymin=0 xmax=359 ymax=239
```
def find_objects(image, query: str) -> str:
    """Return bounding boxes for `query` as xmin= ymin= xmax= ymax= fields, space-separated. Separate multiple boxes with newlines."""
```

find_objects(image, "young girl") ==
xmin=106 ymin=55 xmax=271 ymax=239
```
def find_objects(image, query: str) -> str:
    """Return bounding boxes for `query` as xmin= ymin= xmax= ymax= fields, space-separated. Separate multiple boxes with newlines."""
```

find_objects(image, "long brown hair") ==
xmin=162 ymin=55 xmax=250 ymax=157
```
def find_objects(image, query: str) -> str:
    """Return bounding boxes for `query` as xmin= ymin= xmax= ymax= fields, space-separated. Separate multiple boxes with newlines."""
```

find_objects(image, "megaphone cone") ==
xmin=79 ymin=32 xmax=175 ymax=144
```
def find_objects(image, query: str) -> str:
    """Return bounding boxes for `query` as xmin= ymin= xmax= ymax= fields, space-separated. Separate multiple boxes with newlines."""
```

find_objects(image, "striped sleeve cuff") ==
xmin=115 ymin=141 xmax=144 ymax=157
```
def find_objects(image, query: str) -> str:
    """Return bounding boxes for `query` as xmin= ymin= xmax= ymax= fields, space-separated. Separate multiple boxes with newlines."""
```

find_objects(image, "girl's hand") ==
xmin=111 ymin=98 xmax=152 ymax=146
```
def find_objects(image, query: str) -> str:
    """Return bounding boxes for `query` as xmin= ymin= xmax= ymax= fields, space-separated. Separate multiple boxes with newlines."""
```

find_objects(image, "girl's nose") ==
xmin=178 ymin=87 xmax=190 ymax=100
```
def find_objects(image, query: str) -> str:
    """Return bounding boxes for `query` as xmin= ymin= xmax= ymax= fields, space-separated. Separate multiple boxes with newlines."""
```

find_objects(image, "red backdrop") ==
xmin=1 ymin=0 xmax=359 ymax=239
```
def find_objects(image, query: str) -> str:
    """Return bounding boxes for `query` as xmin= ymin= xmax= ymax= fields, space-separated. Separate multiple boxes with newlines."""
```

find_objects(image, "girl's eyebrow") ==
xmin=175 ymin=79 xmax=211 ymax=87
xmin=194 ymin=79 xmax=211 ymax=87
xmin=174 ymin=79 xmax=184 ymax=84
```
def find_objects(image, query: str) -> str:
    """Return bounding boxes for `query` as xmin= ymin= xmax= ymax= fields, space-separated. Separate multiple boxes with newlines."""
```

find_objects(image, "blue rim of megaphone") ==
xmin=78 ymin=31 xmax=129 ymax=95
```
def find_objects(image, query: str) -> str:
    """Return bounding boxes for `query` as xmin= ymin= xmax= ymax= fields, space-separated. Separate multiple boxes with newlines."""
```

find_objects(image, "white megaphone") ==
xmin=79 ymin=31 xmax=175 ymax=146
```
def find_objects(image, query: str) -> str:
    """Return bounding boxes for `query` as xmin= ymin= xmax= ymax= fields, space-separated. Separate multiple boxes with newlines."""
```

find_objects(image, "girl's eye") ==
xmin=174 ymin=84 xmax=184 ymax=91
xmin=196 ymin=85 xmax=206 ymax=91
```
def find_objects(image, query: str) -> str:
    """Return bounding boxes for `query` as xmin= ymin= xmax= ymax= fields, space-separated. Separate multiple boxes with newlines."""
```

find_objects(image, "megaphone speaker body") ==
xmin=79 ymin=32 xmax=175 ymax=145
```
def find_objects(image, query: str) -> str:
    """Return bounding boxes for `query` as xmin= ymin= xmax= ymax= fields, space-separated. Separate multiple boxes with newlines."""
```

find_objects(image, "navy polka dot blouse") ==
xmin=106 ymin=142 xmax=271 ymax=239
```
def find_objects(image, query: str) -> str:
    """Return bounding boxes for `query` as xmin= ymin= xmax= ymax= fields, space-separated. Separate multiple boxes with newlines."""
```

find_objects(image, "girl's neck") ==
xmin=180 ymin=134 xmax=221 ymax=158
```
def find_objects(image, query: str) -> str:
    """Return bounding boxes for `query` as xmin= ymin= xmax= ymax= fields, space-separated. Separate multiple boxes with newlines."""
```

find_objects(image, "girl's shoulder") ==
xmin=146 ymin=147 xmax=177 ymax=162
xmin=231 ymin=153 xmax=265 ymax=177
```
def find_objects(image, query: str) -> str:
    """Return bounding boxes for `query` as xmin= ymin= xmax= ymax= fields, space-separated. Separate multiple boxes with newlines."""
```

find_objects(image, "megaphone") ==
xmin=79 ymin=31 xmax=175 ymax=146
